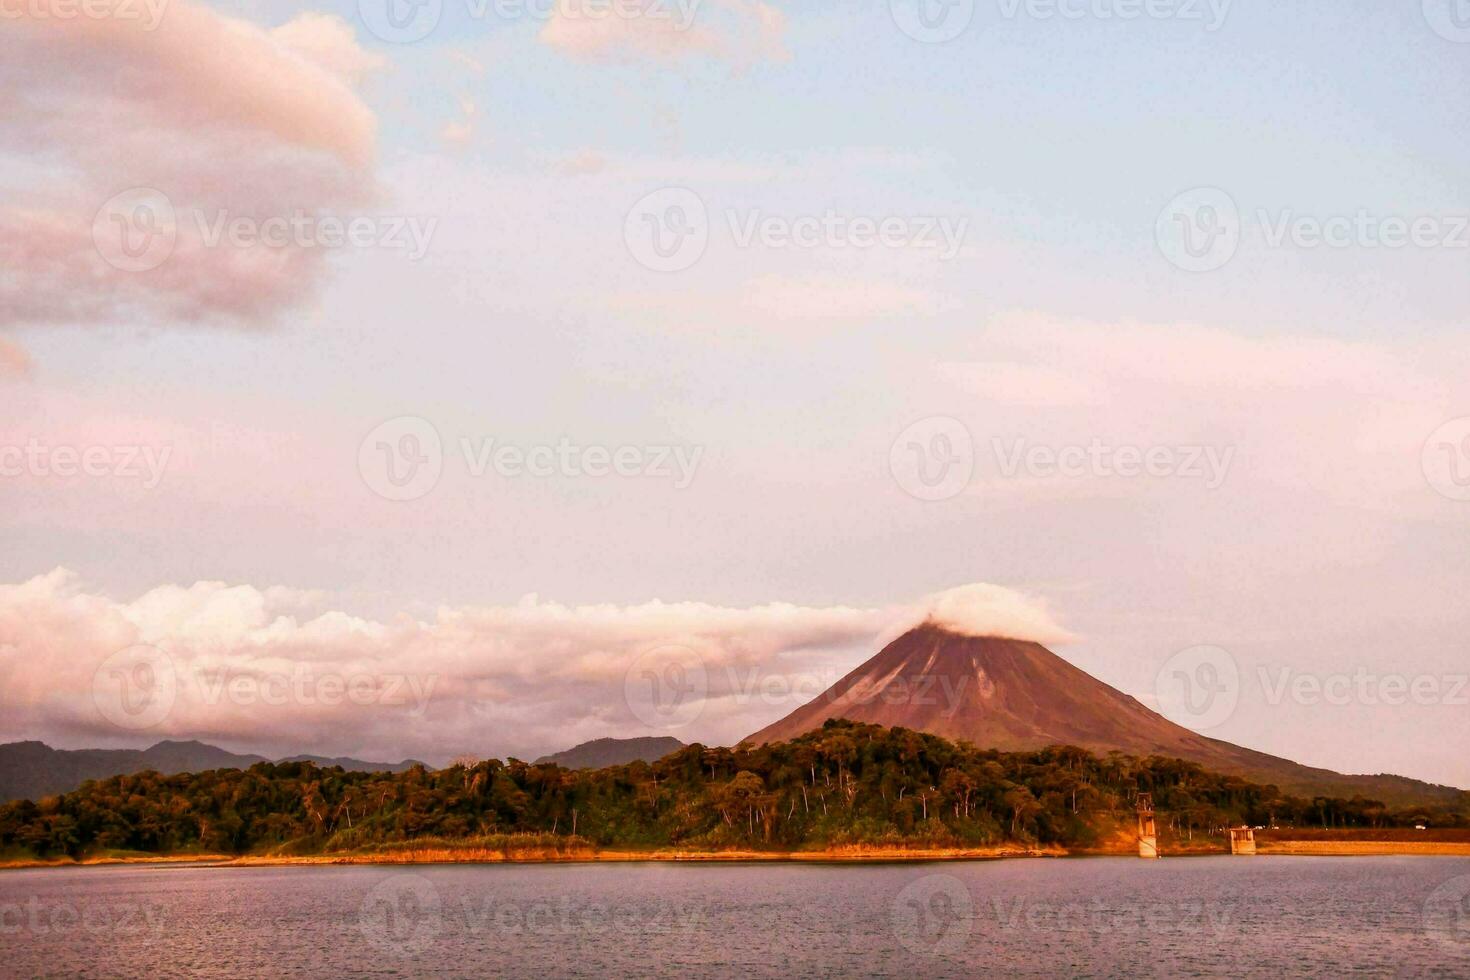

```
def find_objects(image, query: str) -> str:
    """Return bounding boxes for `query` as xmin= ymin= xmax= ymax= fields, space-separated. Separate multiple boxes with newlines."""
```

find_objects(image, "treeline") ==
xmin=1 ymin=721 xmax=1464 ymax=859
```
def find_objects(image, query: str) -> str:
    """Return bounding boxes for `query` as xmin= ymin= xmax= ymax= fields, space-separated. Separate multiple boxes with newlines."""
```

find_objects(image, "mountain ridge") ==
xmin=0 ymin=740 xmax=426 ymax=803
xmin=534 ymin=736 xmax=685 ymax=769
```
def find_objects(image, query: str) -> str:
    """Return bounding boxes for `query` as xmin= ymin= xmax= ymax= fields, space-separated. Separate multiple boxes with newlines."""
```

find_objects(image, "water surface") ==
xmin=4 ymin=857 xmax=1469 ymax=977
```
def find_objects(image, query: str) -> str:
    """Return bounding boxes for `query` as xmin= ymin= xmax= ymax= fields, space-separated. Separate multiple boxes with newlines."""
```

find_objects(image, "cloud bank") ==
xmin=0 ymin=571 xmax=1067 ymax=764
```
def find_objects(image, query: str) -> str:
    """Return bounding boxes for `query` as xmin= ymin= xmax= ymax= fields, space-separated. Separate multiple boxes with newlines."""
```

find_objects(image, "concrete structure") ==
xmin=1229 ymin=826 xmax=1256 ymax=855
xmin=1137 ymin=793 xmax=1159 ymax=859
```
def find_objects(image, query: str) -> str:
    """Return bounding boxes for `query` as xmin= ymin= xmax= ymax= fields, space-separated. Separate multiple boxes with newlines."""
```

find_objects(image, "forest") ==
xmin=2 ymin=721 xmax=1464 ymax=859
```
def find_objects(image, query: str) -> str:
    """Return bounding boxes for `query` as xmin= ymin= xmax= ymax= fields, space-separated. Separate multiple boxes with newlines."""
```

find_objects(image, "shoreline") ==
xmin=6 ymin=839 xmax=1470 ymax=870
xmin=1256 ymin=840 xmax=1470 ymax=857
xmin=0 ymin=853 xmax=235 ymax=871
xmin=217 ymin=844 xmax=1069 ymax=867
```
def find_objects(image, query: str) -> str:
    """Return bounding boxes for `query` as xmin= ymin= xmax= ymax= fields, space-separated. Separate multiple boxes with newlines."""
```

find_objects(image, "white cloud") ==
xmin=897 ymin=583 xmax=1076 ymax=645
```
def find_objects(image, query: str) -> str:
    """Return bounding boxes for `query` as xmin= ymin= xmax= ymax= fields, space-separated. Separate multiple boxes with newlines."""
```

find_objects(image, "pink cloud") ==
xmin=0 ymin=2 xmax=384 ymax=330
xmin=540 ymin=0 xmax=788 ymax=66
xmin=0 ymin=338 xmax=31 ymax=379
xmin=0 ymin=571 xmax=1062 ymax=761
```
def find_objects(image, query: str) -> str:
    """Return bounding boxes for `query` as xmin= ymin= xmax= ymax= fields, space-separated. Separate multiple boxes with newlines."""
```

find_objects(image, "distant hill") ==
xmin=0 ymin=740 xmax=425 ymax=803
xmin=277 ymin=754 xmax=425 ymax=773
xmin=535 ymin=736 xmax=684 ymax=769
xmin=746 ymin=623 xmax=1466 ymax=808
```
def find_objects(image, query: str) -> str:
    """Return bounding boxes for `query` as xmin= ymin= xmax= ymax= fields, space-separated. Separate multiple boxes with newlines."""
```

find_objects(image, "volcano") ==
xmin=744 ymin=624 xmax=1461 ymax=806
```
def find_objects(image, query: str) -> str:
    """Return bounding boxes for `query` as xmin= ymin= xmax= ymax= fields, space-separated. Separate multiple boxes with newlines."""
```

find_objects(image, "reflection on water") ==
xmin=3 ymin=856 xmax=1469 ymax=978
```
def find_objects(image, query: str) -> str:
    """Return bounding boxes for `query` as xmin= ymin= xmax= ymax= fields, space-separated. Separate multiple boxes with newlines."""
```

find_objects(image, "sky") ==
xmin=1 ymin=0 xmax=1467 ymax=786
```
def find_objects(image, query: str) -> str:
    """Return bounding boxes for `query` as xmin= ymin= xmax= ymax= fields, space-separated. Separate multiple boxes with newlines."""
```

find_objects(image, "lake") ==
xmin=3 ymin=857 xmax=1469 ymax=977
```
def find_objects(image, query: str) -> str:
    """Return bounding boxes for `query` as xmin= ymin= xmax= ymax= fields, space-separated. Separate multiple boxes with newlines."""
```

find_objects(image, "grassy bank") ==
xmin=1254 ymin=828 xmax=1470 ymax=856
xmin=221 ymin=843 xmax=1068 ymax=866
xmin=12 ymin=832 xmax=1470 ymax=870
xmin=1256 ymin=840 xmax=1470 ymax=856
xmin=0 ymin=850 xmax=233 ymax=870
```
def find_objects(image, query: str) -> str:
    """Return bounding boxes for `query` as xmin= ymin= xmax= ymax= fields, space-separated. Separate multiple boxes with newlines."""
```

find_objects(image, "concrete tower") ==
xmin=1137 ymin=793 xmax=1160 ymax=859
